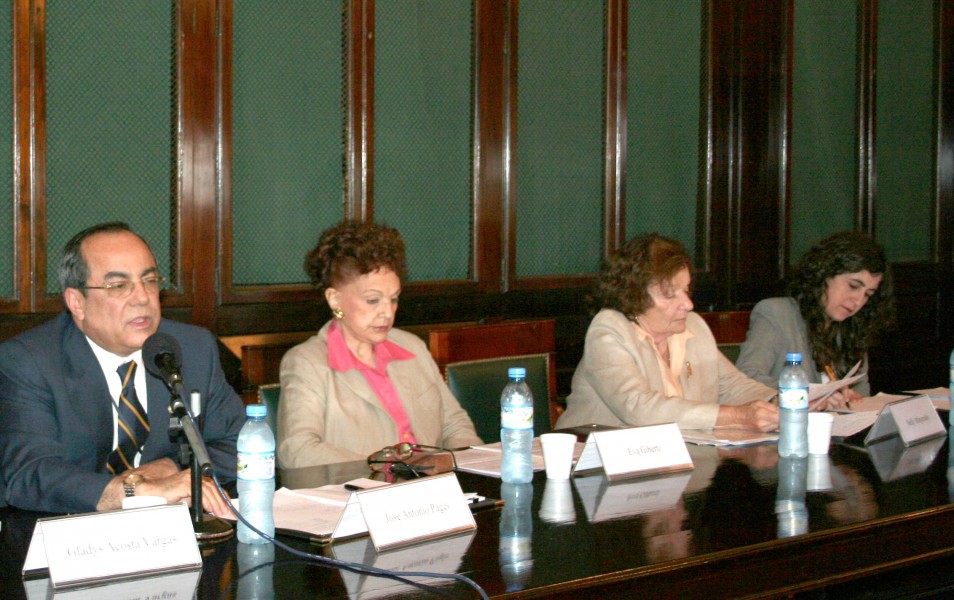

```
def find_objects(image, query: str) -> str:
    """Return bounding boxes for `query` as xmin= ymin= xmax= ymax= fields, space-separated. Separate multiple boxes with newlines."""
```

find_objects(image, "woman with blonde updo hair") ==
xmin=277 ymin=220 xmax=480 ymax=468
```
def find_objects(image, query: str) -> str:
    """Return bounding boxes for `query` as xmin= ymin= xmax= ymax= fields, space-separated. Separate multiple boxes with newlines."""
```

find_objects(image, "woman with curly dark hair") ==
xmin=556 ymin=233 xmax=778 ymax=432
xmin=736 ymin=231 xmax=894 ymax=409
xmin=277 ymin=220 xmax=480 ymax=467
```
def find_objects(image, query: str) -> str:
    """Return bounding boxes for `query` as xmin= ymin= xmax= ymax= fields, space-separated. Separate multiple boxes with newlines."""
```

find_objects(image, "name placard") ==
xmin=331 ymin=492 xmax=369 ymax=540
xmin=865 ymin=395 xmax=946 ymax=447
xmin=573 ymin=423 xmax=694 ymax=481
xmin=355 ymin=473 xmax=476 ymax=551
xmin=25 ymin=503 xmax=201 ymax=589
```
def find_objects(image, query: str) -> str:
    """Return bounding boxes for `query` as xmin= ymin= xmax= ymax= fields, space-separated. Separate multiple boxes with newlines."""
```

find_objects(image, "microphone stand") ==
xmin=167 ymin=388 xmax=233 ymax=542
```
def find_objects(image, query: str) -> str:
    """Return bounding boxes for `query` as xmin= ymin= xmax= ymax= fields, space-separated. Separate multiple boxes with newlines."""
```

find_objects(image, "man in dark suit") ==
xmin=0 ymin=222 xmax=244 ymax=515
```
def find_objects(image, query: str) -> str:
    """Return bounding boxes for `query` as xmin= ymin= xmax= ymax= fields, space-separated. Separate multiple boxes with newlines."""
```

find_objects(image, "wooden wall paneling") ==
xmin=936 ymin=0 xmax=954 ymax=349
xmin=7 ymin=0 xmax=36 ymax=313
xmin=698 ymin=0 xmax=733 ymax=309
xmin=27 ymin=0 xmax=53 ymax=315
xmin=216 ymin=0 xmax=235 ymax=312
xmin=604 ymin=0 xmax=626 ymax=255
xmin=733 ymin=0 xmax=788 ymax=305
xmin=346 ymin=0 xmax=373 ymax=220
xmin=502 ymin=0 xmax=519 ymax=293
xmin=215 ymin=0 xmax=323 ymax=320
xmin=472 ymin=0 xmax=507 ymax=293
xmin=507 ymin=2 xmax=604 ymax=294
xmin=856 ymin=0 xmax=878 ymax=233
xmin=178 ymin=0 xmax=217 ymax=328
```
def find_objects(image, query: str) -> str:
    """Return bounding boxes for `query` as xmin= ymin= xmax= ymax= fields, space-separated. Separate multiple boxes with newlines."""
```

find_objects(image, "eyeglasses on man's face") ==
xmin=84 ymin=274 xmax=168 ymax=299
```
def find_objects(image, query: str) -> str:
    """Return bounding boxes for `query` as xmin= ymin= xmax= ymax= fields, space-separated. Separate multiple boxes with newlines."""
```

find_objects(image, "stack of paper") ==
xmin=681 ymin=428 xmax=778 ymax=447
xmin=453 ymin=440 xmax=546 ymax=477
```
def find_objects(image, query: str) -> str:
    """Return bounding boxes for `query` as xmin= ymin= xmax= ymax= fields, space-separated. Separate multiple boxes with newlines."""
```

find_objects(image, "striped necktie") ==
xmin=106 ymin=360 xmax=150 ymax=474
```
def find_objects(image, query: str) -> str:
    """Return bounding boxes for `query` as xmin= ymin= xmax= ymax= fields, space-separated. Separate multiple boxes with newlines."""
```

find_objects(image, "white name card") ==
xmin=331 ymin=492 xmax=370 ymax=540
xmin=865 ymin=395 xmax=946 ymax=447
xmin=574 ymin=423 xmax=694 ymax=481
xmin=355 ymin=473 xmax=476 ymax=551
xmin=25 ymin=503 xmax=201 ymax=589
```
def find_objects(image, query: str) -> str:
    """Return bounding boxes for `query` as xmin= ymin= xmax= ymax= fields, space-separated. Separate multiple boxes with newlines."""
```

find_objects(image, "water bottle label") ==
xmin=779 ymin=388 xmax=809 ymax=410
xmin=501 ymin=405 xmax=533 ymax=430
xmin=237 ymin=451 xmax=275 ymax=481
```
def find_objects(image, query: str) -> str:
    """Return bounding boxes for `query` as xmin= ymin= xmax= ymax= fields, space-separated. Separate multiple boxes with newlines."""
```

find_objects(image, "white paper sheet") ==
xmin=453 ymin=440 xmax=547 ymax=477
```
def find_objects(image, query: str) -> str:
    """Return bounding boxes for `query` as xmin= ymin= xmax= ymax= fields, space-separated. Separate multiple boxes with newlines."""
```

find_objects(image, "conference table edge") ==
xmin=490 ymin=503 xmax=954 ymax=599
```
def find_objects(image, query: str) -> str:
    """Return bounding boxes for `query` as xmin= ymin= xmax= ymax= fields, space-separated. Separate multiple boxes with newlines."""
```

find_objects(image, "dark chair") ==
xmin=699 ymin=311 xmax=751 ymax=364
xmin=429 ymin=320 xmax=559 ymax=443
xmin=257 ymin=383 xmax=281 ymax=435
xmin=445 ymin=354 xmax=553 ymax=444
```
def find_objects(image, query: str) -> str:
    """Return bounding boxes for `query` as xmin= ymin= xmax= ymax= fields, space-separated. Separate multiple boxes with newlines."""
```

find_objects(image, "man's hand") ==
xmin=96 ymin=458 xmax=233 ymax=517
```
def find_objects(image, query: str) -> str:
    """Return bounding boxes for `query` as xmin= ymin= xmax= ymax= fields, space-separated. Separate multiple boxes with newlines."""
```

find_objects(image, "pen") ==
xmin=344 ymin=483 xmax=365 ymax=492
xmin=824 ymin=365 xmax=851 ymax=410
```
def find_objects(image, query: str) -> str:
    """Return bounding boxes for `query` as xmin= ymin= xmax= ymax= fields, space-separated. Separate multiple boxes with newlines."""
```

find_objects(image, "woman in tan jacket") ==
xmin=556 ymin=233 xmax=778 ymax=433
xmin=277 ymin=220 xmax=481 ymax=468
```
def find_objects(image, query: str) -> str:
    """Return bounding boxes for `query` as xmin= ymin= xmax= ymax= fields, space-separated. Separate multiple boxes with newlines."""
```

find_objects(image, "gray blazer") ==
xmin=735 ymin=297 xmax=870 ymax=396
xmin=556 ymin=309 xmax=775 ymax=431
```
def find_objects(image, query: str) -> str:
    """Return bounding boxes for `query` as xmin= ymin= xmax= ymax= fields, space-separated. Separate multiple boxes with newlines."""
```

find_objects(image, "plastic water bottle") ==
xmin=499 ymin=482 xmax=534 ymax=591
xmin=775 ymin=456 xmax=808 ymax=538
xmin=237 ymin=404 xmax=275 ymax=544
xmin=501 ymin=367 xmax=534 ymax=484
xmin=237 ymin=542 xmax=275 ymax=600
xmin=778 ymin=352 xmax=809 ymax=458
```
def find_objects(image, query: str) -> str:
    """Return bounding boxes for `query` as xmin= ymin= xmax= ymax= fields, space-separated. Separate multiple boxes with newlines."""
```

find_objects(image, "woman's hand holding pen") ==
xmin=825 ymin=387 xmax=861 ymax=411
xmin=822 ymin=364 xmax=861 ymax=411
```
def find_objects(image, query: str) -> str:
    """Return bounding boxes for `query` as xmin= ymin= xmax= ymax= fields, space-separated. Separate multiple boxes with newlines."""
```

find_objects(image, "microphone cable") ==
xmin=211 ymin=478 xmax=490 ymax=600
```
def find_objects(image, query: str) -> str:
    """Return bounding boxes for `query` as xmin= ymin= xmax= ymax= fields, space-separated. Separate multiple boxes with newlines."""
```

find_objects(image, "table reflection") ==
xmin=1 ymin=429 xmax=952 ymax=599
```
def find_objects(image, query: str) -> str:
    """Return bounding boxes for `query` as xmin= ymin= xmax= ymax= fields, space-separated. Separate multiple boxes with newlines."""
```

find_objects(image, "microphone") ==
xmin=142 ymin=331 xmax=184 ymax=399
xmin=142 ymin=331 xmax=216 ymax=480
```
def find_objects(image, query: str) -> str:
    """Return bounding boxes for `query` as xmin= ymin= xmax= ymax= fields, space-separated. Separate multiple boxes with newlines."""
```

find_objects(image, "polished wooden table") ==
xmin=4 ymin=432 xmax=954 ymax=599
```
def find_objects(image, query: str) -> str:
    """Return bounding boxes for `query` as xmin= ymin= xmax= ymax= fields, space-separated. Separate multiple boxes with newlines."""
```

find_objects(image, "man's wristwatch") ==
xmin=123 ymin=473 xmax=144 ymax=498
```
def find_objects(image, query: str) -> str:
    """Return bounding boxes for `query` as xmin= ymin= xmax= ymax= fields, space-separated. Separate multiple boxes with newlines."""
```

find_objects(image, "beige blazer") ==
xmin=556 ymin=309 xmax=775 ymax=431
xmin=277 ymin=322 xmax=481 ymax=468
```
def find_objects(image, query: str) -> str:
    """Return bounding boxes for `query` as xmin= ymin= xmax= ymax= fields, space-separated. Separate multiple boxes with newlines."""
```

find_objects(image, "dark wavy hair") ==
xmin=589 ymin=233 xmax=692 ymax=318
xmin=788 ymin=231 xmax=895 ymax=374
xmin=304 ymin=220 xmax=407 ymax=293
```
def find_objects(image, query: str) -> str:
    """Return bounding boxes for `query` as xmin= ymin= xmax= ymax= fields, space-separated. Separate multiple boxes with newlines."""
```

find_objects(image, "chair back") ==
xmin=699 ymin=311 xmax=751 ymax=363
xmin=446 ymin=354 xmax=551 ymax=443
xmin=429 ymin=320 xmax=560 ymax=438
xmin=257 ymin=383 xmax=281 ymax=435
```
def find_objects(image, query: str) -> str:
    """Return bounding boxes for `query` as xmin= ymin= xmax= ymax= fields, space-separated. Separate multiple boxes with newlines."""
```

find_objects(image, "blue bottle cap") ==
xmin=786 ymin=352 xmax=802 ymax=362
xmin=508 ymin=367 xmax=526 ymax=379
xmin=246 ymin=403 xmax=267 ymax=418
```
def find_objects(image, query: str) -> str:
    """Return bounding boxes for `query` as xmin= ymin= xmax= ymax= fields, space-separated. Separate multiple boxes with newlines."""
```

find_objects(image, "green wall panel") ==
xmin=45 ymin=1 xmax=173 ymax=292
xmin=0 ymin=1 xmax=11 ymax=297
xmin=875 ymin=0 xmax=934 ymax=262
xmin=374 ymin=0 xmax=472 ymax=282
xmin=626 ymin=0 xmax=700 ymax=256
xmin=231 ymin=1 xmax=344 ymax=286
xmin=791 ymin=0 xmax=856 ymax=261
xmin=516 ymin=0 xmax=603 ymax=278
